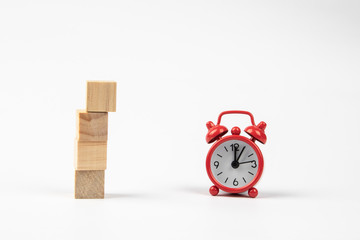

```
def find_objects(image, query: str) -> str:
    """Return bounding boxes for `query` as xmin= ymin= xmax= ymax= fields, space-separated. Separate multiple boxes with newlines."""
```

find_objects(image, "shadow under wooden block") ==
xmin=76 ymin=110 xmax=108 ymax=141
xmin=74 ymin=141 xmax=107 ymax=170
xmin=75 ymin=170 xmax=104 ymax=199
xmin=86 ymin=81 xmax=117 ymax=112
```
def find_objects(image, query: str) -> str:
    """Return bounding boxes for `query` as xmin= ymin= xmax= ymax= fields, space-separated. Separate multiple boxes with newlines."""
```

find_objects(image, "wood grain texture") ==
xmin=76 ymin=110 xmax=108 ymax=141
xmin=74 ymin=141 xmax=107 ymax=170
xmin=86 ymin=81 xmax=117 ymax=112
xmin=75 ymin=170 xmax=104 ymax=199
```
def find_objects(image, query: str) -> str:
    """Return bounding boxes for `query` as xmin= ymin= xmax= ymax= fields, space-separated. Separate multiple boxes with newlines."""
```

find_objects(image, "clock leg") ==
xmin=248 ymin=187 xmax=258 ymax=198
xmin=209 ymin=185 xmax=219 ymax=196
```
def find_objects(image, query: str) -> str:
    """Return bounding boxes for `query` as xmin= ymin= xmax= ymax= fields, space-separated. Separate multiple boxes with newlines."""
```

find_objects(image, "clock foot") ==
xmin=209 ymin=185 xmax=219 ymax=196
xmin=248 ymin=187 xmax=258 ymax=198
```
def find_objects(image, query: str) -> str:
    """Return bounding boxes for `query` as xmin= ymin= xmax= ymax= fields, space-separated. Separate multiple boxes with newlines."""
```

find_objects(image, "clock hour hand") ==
xmin=236 ymin=146 xmax=246 ymax=163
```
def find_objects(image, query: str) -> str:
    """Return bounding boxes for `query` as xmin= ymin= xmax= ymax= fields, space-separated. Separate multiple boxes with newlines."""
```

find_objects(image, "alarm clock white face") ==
xmin=210 ymin=139 xmax=259 ymax=189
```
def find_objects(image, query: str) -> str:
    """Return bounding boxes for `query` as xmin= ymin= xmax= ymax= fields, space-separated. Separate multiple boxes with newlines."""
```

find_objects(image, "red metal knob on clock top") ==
xmin=231 ymin=126 xmax=241 ymax=135
xmin=244 ymin=121 xmax=267 ymax=144
xmin=206 ymin=121 xmax=228 ymax=144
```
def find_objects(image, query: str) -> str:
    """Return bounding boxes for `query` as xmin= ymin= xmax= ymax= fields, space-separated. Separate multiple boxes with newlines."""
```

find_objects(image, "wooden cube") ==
xmin=76 ymin=110 xmax=108 ymax=142
xmin=75 ymin=170 xmax=104 ymax=199
xmin=86 ymin=81 xmax=117 ymax=112
xmin=74 ymin=141 xmax=107 ymax=170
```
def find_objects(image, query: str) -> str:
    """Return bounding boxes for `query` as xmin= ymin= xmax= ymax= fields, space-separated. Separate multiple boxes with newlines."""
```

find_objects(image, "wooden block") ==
xmin=75 ymin=170 xmax=104 ymax=199
xmin=76 ymin=110 xmax=108 ymax=141
xmin=86 ymin=81 xmax=117 ymax=112
xmin=74 ymin=141 xmax=107 ymax=170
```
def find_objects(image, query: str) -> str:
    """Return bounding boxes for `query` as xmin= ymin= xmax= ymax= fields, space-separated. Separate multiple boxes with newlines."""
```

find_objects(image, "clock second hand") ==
xmin=239 ymin=160 xmax=255 ymax=165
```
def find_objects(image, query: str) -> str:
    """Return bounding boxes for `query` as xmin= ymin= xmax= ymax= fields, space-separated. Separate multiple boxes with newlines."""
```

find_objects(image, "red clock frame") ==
xmin=206 ymin=135 xmax=264 ymax=194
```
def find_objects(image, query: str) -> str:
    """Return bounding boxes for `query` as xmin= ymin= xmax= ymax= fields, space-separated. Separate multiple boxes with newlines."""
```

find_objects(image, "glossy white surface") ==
xmin=0 ymin=1 xmax=359 ymax=240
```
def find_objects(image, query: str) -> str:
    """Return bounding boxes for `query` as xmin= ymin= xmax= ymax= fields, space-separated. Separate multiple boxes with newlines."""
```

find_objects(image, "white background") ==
xmin=0 ymin=0 xmax=359 ymax=239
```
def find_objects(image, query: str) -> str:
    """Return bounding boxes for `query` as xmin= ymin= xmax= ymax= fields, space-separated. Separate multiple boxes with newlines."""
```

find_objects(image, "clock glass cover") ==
xmin=210 ymin=139 xmax=259 ymax=189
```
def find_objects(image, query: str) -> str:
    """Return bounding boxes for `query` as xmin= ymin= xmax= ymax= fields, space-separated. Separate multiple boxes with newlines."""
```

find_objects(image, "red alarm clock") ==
xmin=205 ymin=110 xmax=267 ymax=198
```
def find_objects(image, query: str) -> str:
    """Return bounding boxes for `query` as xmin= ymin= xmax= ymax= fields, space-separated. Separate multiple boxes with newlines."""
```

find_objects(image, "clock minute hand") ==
xmin=236 ymin=146 xmax=246 ymax=162
xmin=231 ymin=147 xmax=238 ymax=168
xmin=234 ymin=146 xmax=237 ymax=162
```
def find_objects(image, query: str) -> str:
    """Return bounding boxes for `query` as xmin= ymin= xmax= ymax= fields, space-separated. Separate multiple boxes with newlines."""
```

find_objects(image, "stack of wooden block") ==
xmin=74 ymin=81 xmax=117 ymax=199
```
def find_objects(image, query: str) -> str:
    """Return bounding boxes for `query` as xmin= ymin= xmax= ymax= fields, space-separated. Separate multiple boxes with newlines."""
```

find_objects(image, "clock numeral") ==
xmin=230 ymin=143 xmax=239 ymax=152
xmin=251 ymin=160 xmax=257 ymax=168
xmin=233 ymin=178 xmax=239 ymax=186
xmin=214 ymin=161 xmax=219 ymax=169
